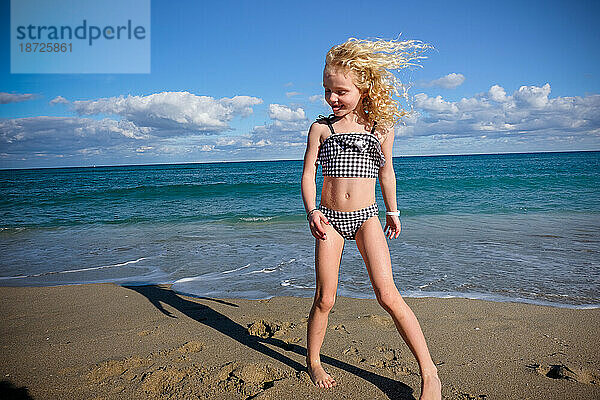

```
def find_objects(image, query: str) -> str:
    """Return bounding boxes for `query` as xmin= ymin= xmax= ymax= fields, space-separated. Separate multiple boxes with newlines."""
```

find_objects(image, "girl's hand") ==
xmin=308 ymin=211 xmax=329 ymax=240
xmin=384 ymin=215 xmax=401 ymax=239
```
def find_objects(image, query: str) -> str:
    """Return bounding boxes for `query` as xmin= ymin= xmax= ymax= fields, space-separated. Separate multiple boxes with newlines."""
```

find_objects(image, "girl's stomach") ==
xmin=320 ymin=176 xmax=377 ymax=211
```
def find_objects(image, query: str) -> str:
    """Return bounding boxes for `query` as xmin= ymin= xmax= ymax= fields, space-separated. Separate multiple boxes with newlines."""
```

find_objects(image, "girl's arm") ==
xmin=378 ymin=128 xmax=401 ymax=239
xmin=301 ymin=122 xmax=321 ymax=213
xmin=301 ymin=122 xmax=329 ymax=240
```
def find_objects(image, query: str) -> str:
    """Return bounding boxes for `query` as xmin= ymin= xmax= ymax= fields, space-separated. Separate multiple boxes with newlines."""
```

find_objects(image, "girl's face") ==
xmin=323 ymin=66 xmax=365 ymax=117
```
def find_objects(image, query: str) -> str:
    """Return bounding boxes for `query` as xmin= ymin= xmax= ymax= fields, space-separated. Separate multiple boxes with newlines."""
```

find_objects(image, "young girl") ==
xmin=301 ymin=37 xmax=442 ymax=399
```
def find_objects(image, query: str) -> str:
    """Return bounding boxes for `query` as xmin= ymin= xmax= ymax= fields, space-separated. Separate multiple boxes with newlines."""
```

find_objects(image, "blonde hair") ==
xmin=325 ymin=35 xmax=432 ymax=137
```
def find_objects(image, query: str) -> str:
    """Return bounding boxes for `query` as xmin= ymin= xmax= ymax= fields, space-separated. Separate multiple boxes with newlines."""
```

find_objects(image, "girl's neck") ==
xmin=337 ymin=108 xmax=368 ymax=124
xmin=333 ymin=109 xmax=370 ymax=130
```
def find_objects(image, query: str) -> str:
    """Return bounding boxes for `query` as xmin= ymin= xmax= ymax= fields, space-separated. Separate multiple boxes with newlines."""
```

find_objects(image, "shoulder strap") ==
xmin=370 ymin=121 xmax=377 ymax=135
xmin=316 ymin=114 xmax=336 ymax=135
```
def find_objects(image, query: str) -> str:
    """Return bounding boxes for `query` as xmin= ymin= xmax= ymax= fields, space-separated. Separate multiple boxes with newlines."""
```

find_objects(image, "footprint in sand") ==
xmin=527 ymin=363 xmax=600 ymax=385
xmin=88 ymin=340 xmax=206 ymax=385
xmin=247 ymin=319 xmax=295 ymax=339
xmin=156 ymin=340 xmax=205 ymax=358
xmin=175 ymin=340 xmax=204 ymax=354
xmin=449 ymin=384 xmax=488 ymax=399
xmin=333 ymin=324 xmax=350 ymax=334
xmin=217 ymin=361 xmax=293 ymax=397
xmin=87 ymin=356 xmax=151 ymax=383
xmin=363 ymin=314 xmax=395 ymax=328
xmin=364 ymin=346 xmax=417 ymax=377
xmin=342 ymin=345 xmax=366 ymax=363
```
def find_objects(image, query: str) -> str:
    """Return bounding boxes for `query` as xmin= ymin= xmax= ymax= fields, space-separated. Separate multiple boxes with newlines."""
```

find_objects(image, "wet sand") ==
xmin=0 ymin=283 xmax=598 ymax=399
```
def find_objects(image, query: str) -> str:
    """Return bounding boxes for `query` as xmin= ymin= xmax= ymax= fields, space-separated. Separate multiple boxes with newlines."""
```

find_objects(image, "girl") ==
xmin=301 ymin=37 xmax=442 ymax=399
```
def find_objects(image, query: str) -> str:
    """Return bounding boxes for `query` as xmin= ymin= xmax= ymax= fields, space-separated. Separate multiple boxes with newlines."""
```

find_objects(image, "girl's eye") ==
xmin=324 ymin=89 xmax=347 ymax=95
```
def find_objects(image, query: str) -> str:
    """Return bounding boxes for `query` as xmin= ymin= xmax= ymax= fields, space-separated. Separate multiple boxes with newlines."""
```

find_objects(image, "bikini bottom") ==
xmin=318 ymin=203 xmax=379 ymax=240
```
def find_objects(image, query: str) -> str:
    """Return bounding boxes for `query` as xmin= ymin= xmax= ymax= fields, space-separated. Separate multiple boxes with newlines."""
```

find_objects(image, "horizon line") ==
xmin=1 ymin=148 xmax=599 ymax=171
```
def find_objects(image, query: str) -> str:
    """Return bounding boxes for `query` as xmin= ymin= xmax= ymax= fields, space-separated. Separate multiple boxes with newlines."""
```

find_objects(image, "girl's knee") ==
xmin=375 ymin=286 xmax=403 ymax=312
xmin=313 ymin=293 xmax=336 ymax=312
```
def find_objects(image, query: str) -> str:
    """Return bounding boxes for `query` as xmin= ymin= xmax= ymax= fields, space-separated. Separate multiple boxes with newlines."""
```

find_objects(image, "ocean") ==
xmin=1 ymin=151 xmax=599 ymax=309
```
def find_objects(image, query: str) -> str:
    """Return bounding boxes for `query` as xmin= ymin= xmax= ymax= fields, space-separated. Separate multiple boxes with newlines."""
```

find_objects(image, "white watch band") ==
xmin=386 ymin=211 xmax=400 ymax=216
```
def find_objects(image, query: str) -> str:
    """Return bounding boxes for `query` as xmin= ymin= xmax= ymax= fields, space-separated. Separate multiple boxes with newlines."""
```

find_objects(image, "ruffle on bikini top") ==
xmin=316 ymin=133 xmax=386 ymax=178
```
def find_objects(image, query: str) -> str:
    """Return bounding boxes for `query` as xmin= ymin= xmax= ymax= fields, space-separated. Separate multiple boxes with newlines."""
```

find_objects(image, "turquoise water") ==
xmin=1 ymin=151 xmax=599 ymax=308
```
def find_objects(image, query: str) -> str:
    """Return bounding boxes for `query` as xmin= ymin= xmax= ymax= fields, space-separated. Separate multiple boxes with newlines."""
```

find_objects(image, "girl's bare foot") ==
xmin=419 ymin=371 xmax=441 ymax=400
xmin=306 ymin=360 xmax=336 ymax=388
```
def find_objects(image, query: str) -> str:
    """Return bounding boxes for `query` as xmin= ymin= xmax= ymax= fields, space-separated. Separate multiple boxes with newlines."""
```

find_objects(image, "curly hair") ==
xmin=325 ymin=35 xmax=432 ymax=137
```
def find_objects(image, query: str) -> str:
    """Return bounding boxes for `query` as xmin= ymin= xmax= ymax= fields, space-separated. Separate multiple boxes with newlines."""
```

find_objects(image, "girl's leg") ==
xmin=355 ymin=217 xmax=441 ymax=400
xmin=306 ymin=225 xmax=345 ymax=389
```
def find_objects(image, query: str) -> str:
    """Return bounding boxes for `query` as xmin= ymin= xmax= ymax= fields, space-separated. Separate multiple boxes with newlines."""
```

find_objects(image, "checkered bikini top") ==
xmin=315 ymin=114 xmax=386 ymax=178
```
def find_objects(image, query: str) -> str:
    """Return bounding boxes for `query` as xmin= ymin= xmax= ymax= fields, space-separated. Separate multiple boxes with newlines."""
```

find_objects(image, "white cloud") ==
xmin=403 ymin=83 xmax=600 ymax=142
xmin=218 ymin=95 xmax=263 ymax=117
xmin=0 ymin=92 xmax=35 ymax=104
xmin=488 ymin=85 xmax=508 ymax=102
xmin=0 ymin=114 xmax=253 ymax=162
xmin=268 ymin=104 xmax=305 ymax=121
xmin=286 ymin=91 xmax=302 ymax=97
xmin=422 ymin=73 xmax=466 ymax=89
xmin=3 ymin=84 xmax=597 ymax=166
xmin=135 ymin=145 xmax=154 ymax=153
xmin=71 ymin=91 xmax=263 ymax=133
xmin=0 ymin=99 xmax=307 ymax=162
xmin=513 ymin=83 xmax=551 ymax=108
xmin=245 ymin=104 xmax=310 ymax=148
xmin=49 ymin=96 xmax=69 ymax=105
xmin=414 ymin=93 xmax=459 ymax=113
xmin=0 ymin=116 xmax=151 ymax=156
xmin=242 ymin=139 xmax=272 ymax=147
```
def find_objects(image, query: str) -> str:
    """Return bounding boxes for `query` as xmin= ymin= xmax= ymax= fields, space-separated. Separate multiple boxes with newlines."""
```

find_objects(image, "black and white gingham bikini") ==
xmin=315 ymin=114 xmax=386 ymax=240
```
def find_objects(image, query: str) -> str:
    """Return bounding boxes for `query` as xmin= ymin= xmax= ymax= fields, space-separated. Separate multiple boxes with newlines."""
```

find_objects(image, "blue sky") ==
xmin=1 ymin=0 xmax=599 ymax=169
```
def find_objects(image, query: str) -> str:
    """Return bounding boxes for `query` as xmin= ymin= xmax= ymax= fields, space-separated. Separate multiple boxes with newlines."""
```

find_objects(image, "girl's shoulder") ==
xmin=311 ymin=114 xmax=333 ymax=131
xmin=311 ymin=114 xmax=336 ymax=144
xmin=308 ymin=117 xmax=331 ymax=145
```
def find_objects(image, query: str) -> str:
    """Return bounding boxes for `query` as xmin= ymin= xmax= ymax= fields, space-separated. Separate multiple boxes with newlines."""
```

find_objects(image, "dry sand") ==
xmin=0 ymin=283 xmax=598 ymax=399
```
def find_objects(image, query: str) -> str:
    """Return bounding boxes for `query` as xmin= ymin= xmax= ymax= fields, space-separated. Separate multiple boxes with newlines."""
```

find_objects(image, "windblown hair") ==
xmin=325 ymin=36 xmax=432 ymax=138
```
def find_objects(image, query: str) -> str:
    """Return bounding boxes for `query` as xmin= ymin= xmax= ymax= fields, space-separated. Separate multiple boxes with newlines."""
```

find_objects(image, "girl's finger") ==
xmin=315 ymin=220 xmax=323 ymax=232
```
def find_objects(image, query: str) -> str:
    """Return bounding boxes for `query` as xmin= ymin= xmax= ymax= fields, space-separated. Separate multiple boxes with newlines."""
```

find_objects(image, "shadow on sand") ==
xmin=123 ymin=284 xmax=416 ymax=400
xmin=0 ymin=380 xmax=34 ymax=400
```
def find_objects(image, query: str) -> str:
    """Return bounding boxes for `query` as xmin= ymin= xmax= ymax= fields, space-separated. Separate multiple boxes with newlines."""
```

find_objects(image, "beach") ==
xmin=1 ymin=283 xmax=598 ymax=399
xmin=1 ymin=155 xmax=599 ymax=398
xmin=2 ymin=153 xmax=600 ymax=309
